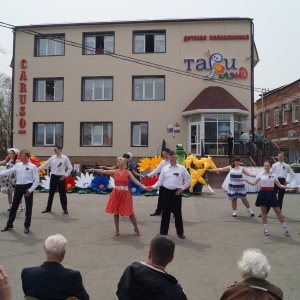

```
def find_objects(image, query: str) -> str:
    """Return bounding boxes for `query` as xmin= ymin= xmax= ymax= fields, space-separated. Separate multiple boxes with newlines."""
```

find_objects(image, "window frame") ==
xmin=266 ymin=110 xmax=270 ymax=128
xmin=33 ymin=78 xmax=64 ymax=102
xmin=133 ymin=30 xmax=166 ymax=54
xmin=81 ymin=77 xmax=113 ymax=101
xmin=274 ymin=107 xmax=279 ymax=127
xmin=82 ymin=31 xmax=115 ymax=55
xmin=80 ymin=122 xmax=113 ymax=147
xmin=33 ymin=122 xmax=64 ymax=146
xmin=282 ymin=104 xmax=287 ymax=125
xmin=34 ymin=34 xmax=65 ymax=57
xmin=292 ymin=100 xmax=298 ymax=123
xmin=132 ymin=76 xmax=165 ymax=101
xmin=131 ymin=122 xmax=148 ymax=147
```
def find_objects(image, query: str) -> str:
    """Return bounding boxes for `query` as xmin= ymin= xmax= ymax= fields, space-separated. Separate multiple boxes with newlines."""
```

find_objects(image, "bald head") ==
xmin=44 ymin=234 xmax=67 ymax=260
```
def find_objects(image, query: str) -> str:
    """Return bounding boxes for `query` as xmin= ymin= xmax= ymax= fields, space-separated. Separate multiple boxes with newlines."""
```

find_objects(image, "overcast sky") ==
xmin=1 ymin=0 xmax=299 ymax=100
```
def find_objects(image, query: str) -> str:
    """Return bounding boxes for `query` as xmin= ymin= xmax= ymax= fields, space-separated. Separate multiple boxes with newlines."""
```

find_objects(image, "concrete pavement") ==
xmin=0 ymin=189 xmax=300 ymax=299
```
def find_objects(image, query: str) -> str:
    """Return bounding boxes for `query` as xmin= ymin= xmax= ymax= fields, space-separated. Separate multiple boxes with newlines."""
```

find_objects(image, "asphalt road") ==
xmin=0 ymin=189 xmax=299 ymax=299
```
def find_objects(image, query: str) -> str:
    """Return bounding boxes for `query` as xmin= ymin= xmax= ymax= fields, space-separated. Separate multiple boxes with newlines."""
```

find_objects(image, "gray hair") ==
xmin=238 ymin=248 xmax=270 ymax=279
xmin=44 ymin=234 xmax=67 ymax=259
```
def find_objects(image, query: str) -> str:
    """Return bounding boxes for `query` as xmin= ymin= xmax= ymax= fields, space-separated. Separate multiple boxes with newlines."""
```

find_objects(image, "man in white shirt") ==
xmin=38 ymin=145 xmax=72 ymax=214
xmin=149 ymin=151 xmax=191 ymax=239
xmin=144 ymin=148 xmax=171 ymax=216
xmin=0 ymin=149 xmax=39 ymax=234
xmin=266 ymin=152 xmax=295 ymax=214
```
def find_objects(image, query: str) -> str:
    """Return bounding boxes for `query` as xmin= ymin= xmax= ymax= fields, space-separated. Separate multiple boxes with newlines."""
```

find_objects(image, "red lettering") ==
xmin=235 ymin=72 xmax=242 ymax=79
xmin=19 ymin=71 xmax=27 ymax=81
xmin=18 ymin=130 xmax=26 ymax=134
xmin=239 ymin=67 xmax=248 ymax=79
xmin=20 ymin=59 xmax=27 ymax=69
xmin=19 ymin=118 xmax=26 ymax=128
xmin=19 ymin=106 xmax=26 ymax=117
xmin=19 ymin=95 xmax=27 ymax=104
xmin=184 ymin=36 xmax=188 ymax=41
xmin=19 ymin=83 xmax=27 ymax=93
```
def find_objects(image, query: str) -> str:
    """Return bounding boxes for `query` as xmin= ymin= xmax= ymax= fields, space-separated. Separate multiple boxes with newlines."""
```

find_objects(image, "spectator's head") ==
xmin=238 ymin=249 xmax=270 ymax=280
xmin=44 ymin=234 xmax=67 ymax=262
xmin=162 ymin=148 xmax=171 ymax=159
xmin=148 ymin=235 xmax=175 ymax=269
xmin=127 ymin=152 xmax=133 ymax=159
xmin=277 ymin=152 xmax=285 ymax=163
xmin=220 ymin=286 xmax=282 ymax=300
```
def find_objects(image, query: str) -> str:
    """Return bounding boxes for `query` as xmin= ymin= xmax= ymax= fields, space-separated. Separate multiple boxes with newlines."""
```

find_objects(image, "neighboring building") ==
xmin=255 ymin=79 xmax=300 ymax=150
xmin=11 ymin=18 xmax=258 ymax=165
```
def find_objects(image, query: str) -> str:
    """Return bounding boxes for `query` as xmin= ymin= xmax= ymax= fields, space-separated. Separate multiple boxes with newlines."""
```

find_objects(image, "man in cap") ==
xmin=0 ymin=149 xmax=39 ymax=234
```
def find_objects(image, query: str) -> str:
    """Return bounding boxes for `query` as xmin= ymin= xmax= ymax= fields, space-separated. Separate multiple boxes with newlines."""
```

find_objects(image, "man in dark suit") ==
xmin=21 ymin=234 xmax=89 ymax=300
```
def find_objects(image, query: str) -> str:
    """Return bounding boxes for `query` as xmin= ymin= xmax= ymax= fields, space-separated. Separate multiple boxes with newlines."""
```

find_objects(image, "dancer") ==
xmin=0 ymin=148 xmax=25 ymax=212
xmin=240 ymin=160 xmax=298 ymax=236
xmin=208 ymin=156 xmax=255 ymax=217
xmin=87 ymin=157 xmax=147 ymax=236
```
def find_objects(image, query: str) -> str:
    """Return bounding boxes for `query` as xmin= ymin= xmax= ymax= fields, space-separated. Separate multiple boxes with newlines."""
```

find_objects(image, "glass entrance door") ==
xmin=190 ymin=123 xmax=201 ymax=155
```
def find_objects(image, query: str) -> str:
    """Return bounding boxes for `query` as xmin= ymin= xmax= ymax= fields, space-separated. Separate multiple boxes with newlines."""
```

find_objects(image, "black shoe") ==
xmin=42 ymin=209 xmax=51 ymax=213
xmin=63 ymin=210 xmax=68 ymax=214
xmin=24 ymin=227 xmax=30 ymax=234
xmin=250 ymin=213 xmax=255 ymax=217
xmin=150 ymin=212 xmax=161 ymax=216
xmin=1 ymin=225 xmax=13 ymax=232
xmin=178 ymin=234 xmax=185 ymax=239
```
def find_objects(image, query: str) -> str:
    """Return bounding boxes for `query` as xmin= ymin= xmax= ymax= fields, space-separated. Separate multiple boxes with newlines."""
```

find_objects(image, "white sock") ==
xmin=247 ymin=208 xmax=254 ymax=214
xmin=8 ymin=204 xmax=12 ymax=208
xmin=282 ymin=223 xmax=288 ymax=232
xmin=232 ymin=210 xmax=237 ymax=216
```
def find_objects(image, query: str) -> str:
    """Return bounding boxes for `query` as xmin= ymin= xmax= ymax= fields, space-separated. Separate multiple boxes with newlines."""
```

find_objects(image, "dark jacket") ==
xmin=234 ymin=277 xmax=283 ymax=299
xmin=116 ymin=261 xmax=188 ymax=300
xmin=21 ymin=261 xmax=89 ymax=300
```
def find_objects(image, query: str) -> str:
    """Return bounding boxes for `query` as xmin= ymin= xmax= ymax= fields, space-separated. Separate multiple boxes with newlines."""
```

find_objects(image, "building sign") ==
xmin=184 ymin=50 xmax=248 ymax=80
xmin=183 ymin=34 xmax=249 ymax=41
xmin=18 ymin=59 xmax=27 ymax=134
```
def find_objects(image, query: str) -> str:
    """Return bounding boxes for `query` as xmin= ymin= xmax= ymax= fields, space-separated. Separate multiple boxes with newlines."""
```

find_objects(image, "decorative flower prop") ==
xmin=65 ymin=175 xmax=76 ymax=192
xmin=38 ymin=161 xmax=48 ymax=176
xmin=40 ymin=175 xmax=51 ymax=192
xmin=150 ymin=156 xmax=163 ymax=170
xmin=129 ymin=180 xmax=144 ymax=196
xmin=138 ymin=157 xmax=152 ymax=172
xmin=91 ymin=174 xmax=109 ymax=193
xmin=189 ymin=167 xmax=207 ymax=189
xmin=108 ymin=176 xmax=115 ymax=188
xmin=75 ymin=173 xmax=94 ymax=189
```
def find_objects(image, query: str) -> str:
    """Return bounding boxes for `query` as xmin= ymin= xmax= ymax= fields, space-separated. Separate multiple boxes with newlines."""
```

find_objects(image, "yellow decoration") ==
xmin=189 ymin=167 xmax=207 ymax=188
xmin=150 ymin=156 xmax=163 ymax=171
xmin=137 ymin=158 xmax=152 ymax=172
xmin=38 ymin=161 xmax=48 ymax=176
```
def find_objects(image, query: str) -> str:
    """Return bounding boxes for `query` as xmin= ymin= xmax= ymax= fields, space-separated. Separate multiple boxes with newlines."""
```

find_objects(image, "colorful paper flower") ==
xmin=141 ymin=176 xmax=158 ymax=186
xmin=150 ymin=156 xmax=163 ymax=170
xmin=189 ymin=167 xmax=207 ymax=189
xmin=91 ymin=174 xmax=109 ymax=192
xmin=65 ymin=175 xmax=76 ymax=191
xmin=40 ymin=175 xmax=51 ymax=190
xmin=129 ymin=180 xmax=144 ymax=195
xmin=75 ymin=172 xmax=94 ymax=189
xmin=138 ymin=157 xmax=152 ymax=172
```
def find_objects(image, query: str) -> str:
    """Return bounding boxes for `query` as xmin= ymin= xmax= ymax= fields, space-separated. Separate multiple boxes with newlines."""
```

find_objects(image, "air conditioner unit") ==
xmin=285 ymin=104 xmax=291 ymax=111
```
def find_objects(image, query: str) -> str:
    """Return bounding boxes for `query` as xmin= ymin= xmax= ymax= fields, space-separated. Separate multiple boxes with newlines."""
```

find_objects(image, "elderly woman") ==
xmin=223 ymin=249 xmax=283 ymax=299
xmin=87 ymin=157 xmax=147 ymax=237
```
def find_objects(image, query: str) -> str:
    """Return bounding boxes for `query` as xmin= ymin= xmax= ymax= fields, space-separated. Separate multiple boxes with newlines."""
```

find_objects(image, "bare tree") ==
xmin=0 ymin=73 xmax=12 ymax=157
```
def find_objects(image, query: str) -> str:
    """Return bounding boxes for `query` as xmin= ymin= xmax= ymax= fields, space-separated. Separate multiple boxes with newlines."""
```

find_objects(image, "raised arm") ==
xmin=242 ymin=168 xmax=257 ymax=178
xmin=240 ymin=177 xmax=260 ymax=186
xmin=207 ymin=166 xmax=230 ymax=173
xmin=275 ymin=180 xmax=298 ymax=190
xmin=128 ymin=171 xmax=146 ymax=189
xmin=86 ymin=168 xmax=115 ymax=176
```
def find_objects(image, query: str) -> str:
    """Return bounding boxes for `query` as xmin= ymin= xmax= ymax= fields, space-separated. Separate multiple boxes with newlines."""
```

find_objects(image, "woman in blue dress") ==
xmin=240 ymin=159 xmax=298 ymax=236
xmin=208 ymin=156 xmax=256 ymax=217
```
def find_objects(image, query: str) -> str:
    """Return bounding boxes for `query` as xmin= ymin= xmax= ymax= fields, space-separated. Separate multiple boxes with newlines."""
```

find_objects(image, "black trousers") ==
xmin=46 ymin=174 xmax=67 ymax=211
xmin=7 ymin=183 xmax=33 ymax=228
xmin=160 ymin=188 xmax=183 ymax=235
xmin=267 ymin=177 xmax=286 ymax=213
xmin=154 ymin=186 xmax=165 ymax=214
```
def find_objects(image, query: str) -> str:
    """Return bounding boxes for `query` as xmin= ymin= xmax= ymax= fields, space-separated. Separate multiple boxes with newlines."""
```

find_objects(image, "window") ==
xmin=34 ymin=78 xmax=63 ymax=101
xmin=282 ymin=104 xmax=287 ymax=125
xmin=266 ymin=110 xmax=270 ymax=128
xmin=292 ymin=100 xmax=298 ymax=122
xmin=82 ymin=77 xmax=113 ymax=101
xmin=35 ymin=34 xmax=65 ymax=56
xmin=131 ymin=122 xmax=148 ymax=146
xmin=274 ymin=107 xmax=279 ymax=126
xmin=83 ymin=32 xmax=114 ymax=54
xmin=133 ymin=31 xmax=166 ymax=53
xmin=133 ymin=76 xmax=165 ymax=100
xmin=81 ymin=123 xmax=112 ymax=146
xmin=34 ymin=123 xmax=63 ymax=146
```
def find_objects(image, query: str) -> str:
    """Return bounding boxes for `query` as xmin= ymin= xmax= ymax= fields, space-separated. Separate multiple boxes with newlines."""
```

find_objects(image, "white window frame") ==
xmin=133 ymin=31 xmax=166 ymax=53
xmin=282 ymin=104 xmax=287 ymax=125
xmin=83 ymin=77 xmax=113 ymax=101
xmin=133 ymin=76 xmax=165 ymax=100
xmin=83 ymin=33 xmax=115 ymax=54
xmin=131 ymin=122 xmax=148 ymax=146
xmin=81 ymin=123 xmax=112 ymax=146
xmin=266 ymin=110 xmax=270 ymax=128
xmin=34 ymin=123 xmax=63 ymax=146
xmin=36 ymin=35 xmax=65 ymax=56
xmin=292 ymin=100 xmax=298 ymax=122
xmin=34 ymin=78 xmax=63 ymax=102
xmin=274 ymin=107 xmax=279 ymax=127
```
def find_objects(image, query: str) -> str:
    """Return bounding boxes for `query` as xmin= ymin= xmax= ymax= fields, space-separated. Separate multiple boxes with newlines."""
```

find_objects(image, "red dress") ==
xmin=105 ymin=169 xmax=134 ymax=216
